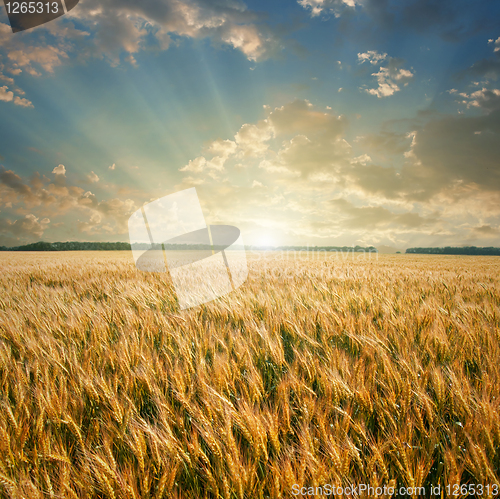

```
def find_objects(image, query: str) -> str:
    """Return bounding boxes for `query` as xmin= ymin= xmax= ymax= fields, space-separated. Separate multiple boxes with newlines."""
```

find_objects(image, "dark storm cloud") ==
xmin=397 ymin=0 xmax=486 ymax=41
xmin=350 ymin=108 xmax=500 ymax=203
xmin=409 ymin=110 xmax=500 ymax=193
xmin=460 ymin=55 xmax=500 ymax=81
xmin=474 ymin=224 xmax=499 ymax=235
xmin=0 ymin=213 xmax=50 ymax=239
xmin=0 ymin=168 xmax=32 ymax=196
xmin=0 ymin=166 xmax=138 ymax=236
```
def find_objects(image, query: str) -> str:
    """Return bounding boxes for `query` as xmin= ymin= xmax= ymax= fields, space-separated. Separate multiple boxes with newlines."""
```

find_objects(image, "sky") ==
xmin=0 ymin=0 xmax=499 ymax=249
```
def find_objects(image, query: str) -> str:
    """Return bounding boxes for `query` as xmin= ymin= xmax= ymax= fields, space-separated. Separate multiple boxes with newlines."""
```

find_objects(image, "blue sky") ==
xmin=0 ymin=0 xmax=500 ymax=249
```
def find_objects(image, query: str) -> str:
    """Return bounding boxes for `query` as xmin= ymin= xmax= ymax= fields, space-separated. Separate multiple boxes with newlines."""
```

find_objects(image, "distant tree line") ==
xmin=0 ymin=241 xmax=379 ymax=252
xmin=248 ymin=245 xmax=378 ymax=252
xmin=0 ymin=241 xmax=132 ymax=251
xmin=132 ymin=243 xmax=238 ymax=251
xmin=406 ymin=246 xmax=500 ymax=256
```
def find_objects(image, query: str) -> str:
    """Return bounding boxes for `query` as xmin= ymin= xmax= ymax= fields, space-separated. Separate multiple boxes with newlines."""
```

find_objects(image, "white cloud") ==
xmin=235 ymin=120 xmax=274 ymax=157
xmin=0 ymin=1 xmax=282 ymax=105
xmin=0 ymin=84 xmax=33 ymax=107
xmin=0 ymin=213 xmax=50 ymax=239
xmin=175 ymin=98 xmax=500 ymax=246
xmin=88 ymin=171 xmax=100 ymax=183
xmin=66 ymin=0 xmax=279 ymax=63
xmin=358 ymin=50 xmax=387 ymax=65
xmin=365 ymin=69 xmax=400 ymax=97
xmin=7 ymin=46 xmax=69 ymax=75
xmin=0 ymin=73 xmax=14 ymax=85
xmin=298 ymin=0 xmax=358 ymax=17
xmin=0 ymin=86 xmax=13 ymax=102
xmin=0 ymin=167 xmax=140 ymax=241
xmin=109 ymin=163 xmax=116 ymax=170
xmin=52 ymin=164 xmax=66 ymax=176
xmin=179 ymin=100 xmax=348 ymax=181
xmin=208 ymin=139 xmax=238 ymax=159
xmin=455 ymin=87 xmax=500 ymax=110
xmin=180 ymin=156 xmax=208 ymax=173
xmin=13 ymin=96 xmax=33 ymax=107
xmin=0 ymin=24 xmax=74 ymax=103
xmin=351 ymin=154 xmax=372 ymax=165
xmin=180 ymin=139 xmax=239 ymax=173
xmin=258 ymin=158 xmax=300 ymax=175
xmin=488 ymin=36 xmax=500 ymax=52
xmin=364 ymin=58 xmax=414 ymax=98
xmin=221 ymin=24 xmax=279 ymax=62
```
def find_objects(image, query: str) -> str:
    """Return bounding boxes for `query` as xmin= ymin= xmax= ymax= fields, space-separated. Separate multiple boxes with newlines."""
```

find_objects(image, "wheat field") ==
xmin=0 ymin=251 xmax=499 ymax=498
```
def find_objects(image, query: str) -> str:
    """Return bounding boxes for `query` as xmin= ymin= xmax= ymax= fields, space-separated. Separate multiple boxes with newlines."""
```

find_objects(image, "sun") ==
xmin=256 ymin=234 xmax=277 ymax=247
